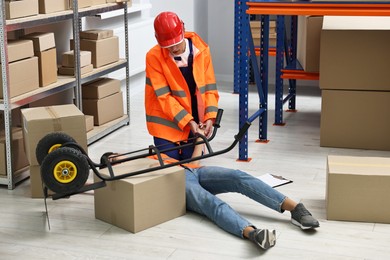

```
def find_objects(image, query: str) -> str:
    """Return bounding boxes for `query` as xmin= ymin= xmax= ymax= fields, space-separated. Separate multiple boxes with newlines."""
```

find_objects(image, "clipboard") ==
xmin=257 ymin=173 xmax=293 ymax=188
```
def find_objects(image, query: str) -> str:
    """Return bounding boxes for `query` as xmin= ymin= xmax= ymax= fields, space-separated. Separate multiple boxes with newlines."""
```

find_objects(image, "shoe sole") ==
xmin=291 ymin=219 xmax=320 ymax=230
xmin=254 ymin=229 xmax=277 ymax=250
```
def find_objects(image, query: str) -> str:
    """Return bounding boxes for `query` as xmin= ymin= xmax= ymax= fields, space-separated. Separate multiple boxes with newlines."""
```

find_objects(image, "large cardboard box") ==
xmin=7 ymin=40 xmax=34 ymax=63
xmin=94 ymin=158 xmax=186 ymax=233
xmin=82 ymin=78 xmax=120 ymax=99
xmin=21 ymin=104 xmax=88 ymax=166
xmin=0 ymin=127 xmax=29 ymax=176
xmin=23 ymin=32 xmax=56 ymax=52
xmin=297 ymin=15 xmax=323 ymax=73
xmin=320 ymin=89 xmax=390 ymax=151
xmin=75 ymin=36 xmax=119 ymax=68
xmin=5 ymin=0 xmax=39 ymax=20
xmin=29 ymin=164 xmax=55 ymax=198
xmin=326 ymin=155 xmax=390 ymax=224
xmin=320 ymin=16 xmax=390 ymax=91
xmin=38 ymin=0 xmax=68 ymax=14
xmin=0 ymin=56 xmax=40 ymax=99
xmin=82 ymin=91 xmax=124 ymax=126
xmin=37 ymin=47 xmax=58 ymax=87
xmin=61 ymin=50 xmax=92 ymax=68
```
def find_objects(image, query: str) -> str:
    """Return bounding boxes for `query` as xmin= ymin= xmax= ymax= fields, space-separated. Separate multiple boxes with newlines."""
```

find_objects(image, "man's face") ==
xmin=167 ymin=40 xmax=185 ymax=56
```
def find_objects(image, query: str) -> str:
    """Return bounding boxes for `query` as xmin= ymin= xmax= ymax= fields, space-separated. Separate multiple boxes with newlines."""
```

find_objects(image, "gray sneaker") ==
xmin=291 ymin=203 xmax=320 ymax=230
xmin=248 ymin=229 xmax=276 ymax=250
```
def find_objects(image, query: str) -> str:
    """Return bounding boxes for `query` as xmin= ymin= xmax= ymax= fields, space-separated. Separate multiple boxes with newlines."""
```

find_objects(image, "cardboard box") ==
xmin=320 ymin=89 xmax=390 ymax=151
xmin=39 ymin=0 xmax=68 ymax=14
xmin=29 ymin=88 xmax=74 ymax=107
xmin=7 ymin=40 xmax=34 ymax=63
xmin=58 ymin=64 xmax=93 ymax=76
xmin=75 ymin=36 xmax=119 ymax=68
xmin=94 ymin=158 xmax=185 ymax=233
xmin=250 ymin=20 xmax=277 ymax=47
xmin=85 ymin=115 xmax=94 ymax=132
xmin=83 ymin=91 xmax=124 ymax=126
xmin=82 ymin=78 xmax=120 ymax=99
xmin=21 ymin=104 xmax=88 ymax=166
xmin=61 ymin=50 xmax=92 ymax=68
xmin=80 ymin=29 xmax=114 ymax=40
xmin=37 ymin=47 xmax=58 ymax=87
xmin=0 ymin=127 xmax=29 ymax=176
xmin=0 ymin=56 xmax=40 ymax=99
xmin=320 ymin=16 xmax=390 ymax=91
xmin=29 ymin=165 xmax=54 ymax=198
xmin=5 ymin=0 xmax=39 ymax=20
xmin=23 ymin=32 xmax=56 ymax=52
xmin=326 ymin=155 xmax=390 ymax=224
xmin=297 ymin=15 xmax=323 ymax=73
xmin=69 ymin=0 xmax=92 ymax=9
xmin=92 ymin=0 xmax=106 ymax=5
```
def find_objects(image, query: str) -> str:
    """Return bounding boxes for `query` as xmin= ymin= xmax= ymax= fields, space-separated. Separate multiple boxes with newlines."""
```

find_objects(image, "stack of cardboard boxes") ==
xmin=0 ymin=39 xmax=39 ymax=98
xmin=82 ymin=78 xmax=124 ymax=126
xmin=21 ymin=104 xmax=88 ymax=198
xmin=250 ymin=20 xmax=276 ymax=47
xmin=23 ymin=32 xmax=58 ymax=87
xmin=0 ymin=127 xmax=29 ymax=177
xmin=76 ymin=29 xmax=120 ymax=69
xmin=58 ymin=50 xmax=93 ymax=76
xmin=319 ymin=16 xmax=390 ymax=151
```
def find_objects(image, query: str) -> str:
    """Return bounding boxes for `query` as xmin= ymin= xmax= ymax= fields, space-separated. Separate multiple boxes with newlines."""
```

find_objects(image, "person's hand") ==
xmin=202 ymin=119 xmax=214 ymax=138
xmin=188 ymin=120 xmax=199 ymax=134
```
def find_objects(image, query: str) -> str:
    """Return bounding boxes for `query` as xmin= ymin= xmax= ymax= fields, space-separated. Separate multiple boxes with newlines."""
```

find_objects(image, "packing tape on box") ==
xmin=45 ymin=107 xmax=62 ymax=132
xmin=332 ymin=162 xmax=390 ymax=168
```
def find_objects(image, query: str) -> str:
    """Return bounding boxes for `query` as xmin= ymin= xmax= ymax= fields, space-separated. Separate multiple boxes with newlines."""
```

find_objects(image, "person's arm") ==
xmin=190 ymin=128 xmax=206 ymax=166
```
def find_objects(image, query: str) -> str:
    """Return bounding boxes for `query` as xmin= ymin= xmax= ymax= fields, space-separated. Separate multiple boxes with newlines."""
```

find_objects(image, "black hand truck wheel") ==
xmin=40 ymin=147 xmax=89 ymax=194
xmin=36 ymin=132 xmax=76 ymax=165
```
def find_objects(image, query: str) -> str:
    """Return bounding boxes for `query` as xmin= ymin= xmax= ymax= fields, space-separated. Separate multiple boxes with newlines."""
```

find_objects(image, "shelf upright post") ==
xmin=274 ymin=15 xmax=285 ymax=125
xmin=287 ymin=15 xmax=297 ymax=111
xmin=124 ymin=2 xmax=130 ymax=124
xmin=234 ymin=0 xmax=250 ymax=161
xmin=0 ymin=0 xmax=15 ymax=189
xmin=72 ymin=0 xmax=82 ymax=108
xmin=258 ymin=15 xmax=269 ymax=142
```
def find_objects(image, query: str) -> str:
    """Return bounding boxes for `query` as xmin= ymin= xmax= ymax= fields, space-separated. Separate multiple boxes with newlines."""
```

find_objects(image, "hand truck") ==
xmin=36 ymin=109 xmax=252 ymax=201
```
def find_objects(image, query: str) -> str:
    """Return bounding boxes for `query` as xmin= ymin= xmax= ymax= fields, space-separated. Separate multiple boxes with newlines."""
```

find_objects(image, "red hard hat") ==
xmin=154 ymin=12 xmax=184 ymax=48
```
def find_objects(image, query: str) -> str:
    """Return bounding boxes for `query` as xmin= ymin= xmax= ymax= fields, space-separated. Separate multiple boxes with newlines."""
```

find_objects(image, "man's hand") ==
xmin=202 ymin=119 xmax=214 ymax=138
xmin=188 ymin=120 xmax=200 ymax=134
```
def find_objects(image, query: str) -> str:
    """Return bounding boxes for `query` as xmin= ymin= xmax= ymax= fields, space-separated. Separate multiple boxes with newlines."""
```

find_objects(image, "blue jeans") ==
xmin=184 ymin=166 xmax=287 ymax=238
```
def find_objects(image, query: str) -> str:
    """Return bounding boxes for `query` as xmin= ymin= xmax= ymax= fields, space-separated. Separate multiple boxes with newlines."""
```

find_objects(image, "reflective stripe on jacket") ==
xmin=145 ymin=32 xmax=219 ymax=142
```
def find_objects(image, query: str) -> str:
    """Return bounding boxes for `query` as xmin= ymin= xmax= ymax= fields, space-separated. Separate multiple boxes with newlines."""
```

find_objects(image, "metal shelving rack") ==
xmin=0 ymin=1 xmax=130 ymax=189
xmin=234 ymin=0 xmax=390 ymax=161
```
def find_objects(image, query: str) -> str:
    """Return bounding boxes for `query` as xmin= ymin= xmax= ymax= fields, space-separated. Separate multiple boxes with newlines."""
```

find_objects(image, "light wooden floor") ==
xmin=2 ymin=80 xmax=390 ymax=259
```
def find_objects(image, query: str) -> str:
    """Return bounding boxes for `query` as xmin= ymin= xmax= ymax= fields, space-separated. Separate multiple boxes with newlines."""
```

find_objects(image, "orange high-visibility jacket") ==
xmin=145 ymin=32 xmax=219 ymax=142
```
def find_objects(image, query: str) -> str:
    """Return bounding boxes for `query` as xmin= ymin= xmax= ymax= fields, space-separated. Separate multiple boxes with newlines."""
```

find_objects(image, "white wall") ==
xmin=149 ymin=0 xmax=195 ymax=31
xmin=206 ymin=1 xmax=235 ymax=82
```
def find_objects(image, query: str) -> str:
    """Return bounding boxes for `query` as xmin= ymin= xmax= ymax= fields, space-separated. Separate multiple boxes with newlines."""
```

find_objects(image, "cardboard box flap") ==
xmin=328 ymin=155 xmax=390 ymax=176
xmin=22 ymin=104 xmax=84 ymax=121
